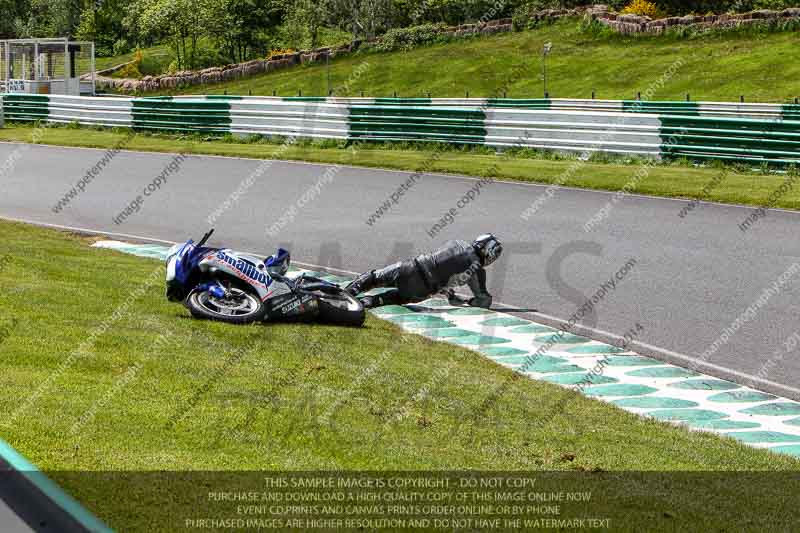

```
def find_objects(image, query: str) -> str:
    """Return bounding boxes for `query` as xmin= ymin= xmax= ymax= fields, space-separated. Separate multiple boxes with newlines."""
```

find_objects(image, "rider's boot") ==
xmin=346 ymin=270 xmax=376 ymax=296
xmin=347 ymin=262 xmax=402 ymax=296
xmin=359 ymin=289 xmax=402 ymax=309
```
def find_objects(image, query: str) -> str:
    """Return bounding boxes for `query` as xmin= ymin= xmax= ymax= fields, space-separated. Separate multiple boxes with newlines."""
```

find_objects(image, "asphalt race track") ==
xmin=3 ymin=142 xmax=800 ymax=398
xmin=0 ymin=500 xmax=31 ymax=533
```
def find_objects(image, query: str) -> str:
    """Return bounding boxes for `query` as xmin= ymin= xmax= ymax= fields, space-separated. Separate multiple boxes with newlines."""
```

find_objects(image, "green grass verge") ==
xmin=2 ymin=122 xmax=800 ymax=211
xmin=140 ymin=19 xmax=800 ymax=102
xmin=0 ymin=221 xmax=799 ymax=531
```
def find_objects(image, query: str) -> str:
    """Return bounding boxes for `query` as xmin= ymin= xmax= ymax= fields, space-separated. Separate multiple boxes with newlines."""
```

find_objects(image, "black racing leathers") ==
xmin=356 ymin=240 xmax=492 ymax=308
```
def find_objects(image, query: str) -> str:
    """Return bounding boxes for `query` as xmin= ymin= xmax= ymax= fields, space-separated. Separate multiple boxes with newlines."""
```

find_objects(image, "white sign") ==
xmin=7 ymin=79 xmax=25 ymax=92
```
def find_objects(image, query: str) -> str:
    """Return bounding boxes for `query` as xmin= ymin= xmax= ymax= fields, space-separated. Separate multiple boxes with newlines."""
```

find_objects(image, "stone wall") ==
xmin=507 ymin=4 xmax=800 ymax=34
xmin=592 ymin=5 xmax=800 ymax=34
xmin=93 ymin=4 xmax=800 ymax=93
xmin=94 ymin=18 xmax=514 ymax=93
xmin=95 ymin=61 xmax=137 ymax=77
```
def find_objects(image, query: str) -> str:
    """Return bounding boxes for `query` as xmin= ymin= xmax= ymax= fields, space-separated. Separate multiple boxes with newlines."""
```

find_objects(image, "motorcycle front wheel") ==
xmin=186 ymin=283 xmax=267 ymax=324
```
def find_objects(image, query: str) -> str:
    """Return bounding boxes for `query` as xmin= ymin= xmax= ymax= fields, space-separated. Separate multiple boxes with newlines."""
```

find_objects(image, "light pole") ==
xmin=542 ymin=41 xmax=552 ymax=98
xmin=326 ymin=51 xmax=331 ymax=96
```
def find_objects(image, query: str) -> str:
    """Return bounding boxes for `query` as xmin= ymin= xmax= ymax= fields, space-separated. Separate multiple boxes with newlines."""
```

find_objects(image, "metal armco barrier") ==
xmin=2 ymin=94 xmax=799 ymax=166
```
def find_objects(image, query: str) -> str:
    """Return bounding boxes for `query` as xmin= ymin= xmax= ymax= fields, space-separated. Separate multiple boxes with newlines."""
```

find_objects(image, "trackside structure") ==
xmin=0 ymin=38 xmax=95 ymax=96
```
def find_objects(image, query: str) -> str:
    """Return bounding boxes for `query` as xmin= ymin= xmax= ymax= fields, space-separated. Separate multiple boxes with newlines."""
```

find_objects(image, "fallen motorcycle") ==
xmin=165 ymin=229 xmax=365 ymax=326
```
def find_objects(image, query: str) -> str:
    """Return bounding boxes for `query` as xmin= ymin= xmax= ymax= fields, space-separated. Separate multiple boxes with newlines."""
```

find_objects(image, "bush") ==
xmin=115 ymin=49 xmax=143 ymax=78
xmin=137 ymin=53 xmax=169 ymax=76
xmin=115 ymin=62 xmax=142 ymax=78
xmin=267 ymin=48 xmax=296 ymax=59
xmin=729 ymin=0 xmax=755 ymax=10
xmin=578 ymin=14 xmax=620 ymax=37
xmin=622 ymin=0 xmax=664 ymax=17
xmin=663 ymin=13 xmax=800 ymax=37
xmin=512 ymin=1 xmax=564 ymax=31
xmin=192 ymin=46 xmax=228 ymax=70
xmin=112 ymin=38 xmax=132 ymax=57
xmin=373 ymin=23 xmax=448 ymax=52
xmin=651 ymin=1 xmax=763 ymax=15
xmin=752 ymin=0 xmax=798 ymax=8
xmin=725 ymin=0 xmax=797 ymax=11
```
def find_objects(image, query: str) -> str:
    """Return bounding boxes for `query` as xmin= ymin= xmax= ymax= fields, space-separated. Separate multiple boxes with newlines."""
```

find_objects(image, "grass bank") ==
xmin=0 ymin=221 xmax=799 ymax=531
xmin=93 ymin=44 xmax=173 ymax=75
xmin=139 ymin=19 xmax=800 ymax=102
xmin=2 ymin=123 xmax=799 ymax=211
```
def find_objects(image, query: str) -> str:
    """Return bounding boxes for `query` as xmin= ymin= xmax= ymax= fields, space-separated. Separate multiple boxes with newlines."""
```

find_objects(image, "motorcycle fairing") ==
xmin=263 ymin=291 xmax=319 ymax=320
xmin=166 ymin=240 xmax=213 ymax=301
xmin=197 ymin=249 xmax=292 ymax=302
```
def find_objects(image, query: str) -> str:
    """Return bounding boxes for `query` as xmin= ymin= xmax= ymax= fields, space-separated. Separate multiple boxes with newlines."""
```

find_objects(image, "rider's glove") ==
xmin=447 ymin=290 xmax=469 ymax=306
xmin=469 ymin=294 xmax=492 ymax=309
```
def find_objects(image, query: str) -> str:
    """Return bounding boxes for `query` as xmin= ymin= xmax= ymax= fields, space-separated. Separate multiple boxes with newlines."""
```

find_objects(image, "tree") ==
xmin=358 ymin=0 xmax=395 ymax=38
xmin=279 ymin=0 xmax=331 ymax=49
xmin=76 ymin=0 xmax=136 ymax=56
xmin=325 ymin=0 xmax=399 ymax=40
xmin=128 ymin=0 xmax=213 ymax=69
xmin=13 ymin=0 xmax=83 ymax=38
xmin=0 ymin=0 xmax=28 ymax=39
xmin=205 ymin=0 xmax=282 ymax=63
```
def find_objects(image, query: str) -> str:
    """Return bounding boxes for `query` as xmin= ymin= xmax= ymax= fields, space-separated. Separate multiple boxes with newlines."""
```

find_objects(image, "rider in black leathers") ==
xmin=345 ymin=234 xmax=503 ymax=309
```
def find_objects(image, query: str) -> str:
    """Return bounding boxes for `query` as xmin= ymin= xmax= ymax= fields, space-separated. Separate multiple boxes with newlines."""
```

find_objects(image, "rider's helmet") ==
xmin=265 ymin=248 xmax=291 ymax=277
xmin=473 ymin=234 xmax=502 ymax=266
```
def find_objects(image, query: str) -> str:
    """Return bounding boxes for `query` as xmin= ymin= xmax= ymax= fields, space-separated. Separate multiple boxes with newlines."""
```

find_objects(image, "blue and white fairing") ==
xmin=165 ymin=240 xmax=198 ymax=301
xmin=195 ymin=249 xmax=293 ymax=302
xmin=165 ymin=238 xmax=292 ymax=302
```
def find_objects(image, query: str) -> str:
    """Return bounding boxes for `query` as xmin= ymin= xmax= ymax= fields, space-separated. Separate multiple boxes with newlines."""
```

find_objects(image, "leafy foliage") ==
xmin=750 ymin=0 xmax=800 ymax=8
xmin=622 ymin=0 xmax=664 ymax=18
xmin=204 ymin=0 xmax=282 ymax=62
xmin=11 ymin=0 xmax=81 ymax=38
xmin=76 ymin=0 xmax=131 ymax=57
xmin=115 ymin=54 xmax=143 ymax=78
xmin=372 ymin=23 xmax=448 ymax=51
xmin=512 ymin=1 xmax=564 ymax=31
xmin=2 ymin=0 xmax=797 ymax=78
xmin=649 ymin=0 xmax=798 ymax=14
xmin=0 ymin=0 xmax=30 ymax=39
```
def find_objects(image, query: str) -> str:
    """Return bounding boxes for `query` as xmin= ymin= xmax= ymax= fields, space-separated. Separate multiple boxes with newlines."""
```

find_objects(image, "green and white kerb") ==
xmin=95 ymin=239 xmax=800 ymax=459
